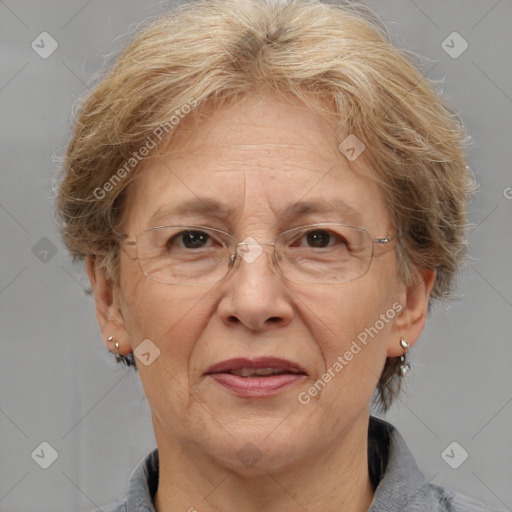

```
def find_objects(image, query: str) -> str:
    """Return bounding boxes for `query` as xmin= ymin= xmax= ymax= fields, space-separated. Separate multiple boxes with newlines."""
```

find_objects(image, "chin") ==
xmin=198 ymin=420 xmax=312 ymax=476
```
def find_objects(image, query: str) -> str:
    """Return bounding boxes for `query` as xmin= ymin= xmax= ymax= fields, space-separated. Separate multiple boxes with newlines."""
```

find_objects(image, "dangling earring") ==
xmin=398 ymin=337 xmax=410 ymax=376
xmin=106 ymin=336 xmax=131 ymax=366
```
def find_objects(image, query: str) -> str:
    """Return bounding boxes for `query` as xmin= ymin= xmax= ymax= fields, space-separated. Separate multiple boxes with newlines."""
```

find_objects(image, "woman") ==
xmin=56 ymin=0 xmax=500 ymax=510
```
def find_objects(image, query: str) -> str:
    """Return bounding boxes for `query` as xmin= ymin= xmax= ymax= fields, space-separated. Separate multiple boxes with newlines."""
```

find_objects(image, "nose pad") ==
xmin=229 ymin=240 xmax=281 ymax=278
xmin=228 ymin=252 xmax=237 ymax=269
xmin=235 ymin=237 xmax=266 ymax=265
xmin=225 ymin=241 xmax=287 ymax=285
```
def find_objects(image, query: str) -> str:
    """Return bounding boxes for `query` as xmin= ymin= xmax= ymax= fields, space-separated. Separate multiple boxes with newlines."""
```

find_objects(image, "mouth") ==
xmin=204 ymin=357 xmax=308 ymax=397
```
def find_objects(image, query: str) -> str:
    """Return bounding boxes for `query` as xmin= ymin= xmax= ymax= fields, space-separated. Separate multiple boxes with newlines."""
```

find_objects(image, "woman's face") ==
xmin=91 ymin=93 xmax=432 ymax=474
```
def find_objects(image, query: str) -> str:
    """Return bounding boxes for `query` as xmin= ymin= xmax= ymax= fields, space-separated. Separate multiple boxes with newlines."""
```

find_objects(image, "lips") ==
xmin=205 ymin=357 xmax=307 ymax=376
xmin=204 ymin=357 xmax=307 ymax=397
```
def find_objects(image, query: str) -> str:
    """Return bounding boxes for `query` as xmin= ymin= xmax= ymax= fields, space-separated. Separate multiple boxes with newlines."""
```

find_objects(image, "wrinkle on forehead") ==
xmin=125 ymin=92 xmax=390 ymax=236
xmin=168 ymin=140 xmax=343 ymax=177
xmin=210 ymin=142 xmax=313 ymax=169
xmin=164 ymin=91 xmax=340 ymax=152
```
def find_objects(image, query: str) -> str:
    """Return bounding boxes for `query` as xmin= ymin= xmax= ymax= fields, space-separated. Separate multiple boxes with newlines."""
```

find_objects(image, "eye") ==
xmin=299 ymin=229 xmax=347 ymax=249
xmin=168 ymin=230 xmax=214 ymax=250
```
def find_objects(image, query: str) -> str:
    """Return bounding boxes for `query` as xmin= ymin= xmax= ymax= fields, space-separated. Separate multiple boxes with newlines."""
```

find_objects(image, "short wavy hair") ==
xmin=56 ymin=0 xmax=472 ymax=412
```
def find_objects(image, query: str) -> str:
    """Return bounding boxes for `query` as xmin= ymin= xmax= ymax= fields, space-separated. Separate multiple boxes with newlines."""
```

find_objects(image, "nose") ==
xmin=217 ymin=242 xmax=294 ymax=332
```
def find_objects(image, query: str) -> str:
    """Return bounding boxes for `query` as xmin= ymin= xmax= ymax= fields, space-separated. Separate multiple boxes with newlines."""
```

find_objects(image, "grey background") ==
xmin=0 ymin=0 xmax=511 ymax=510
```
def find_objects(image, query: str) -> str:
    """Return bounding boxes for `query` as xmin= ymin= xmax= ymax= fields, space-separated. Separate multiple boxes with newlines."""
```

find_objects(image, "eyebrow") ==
xmin=148 ymin=198 xmax=232 ymax=225
xmin=280 ymin=199 xmax=364 ymax=226
xmin=147 ymin=197 xmax=364 ymax=227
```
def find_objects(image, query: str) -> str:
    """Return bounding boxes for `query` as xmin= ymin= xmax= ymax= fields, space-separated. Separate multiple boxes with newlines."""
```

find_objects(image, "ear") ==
xmin=85 ymin=255 xmax=131 ymax=357
xmin=387 ymin=268 xmax=436 ymax=357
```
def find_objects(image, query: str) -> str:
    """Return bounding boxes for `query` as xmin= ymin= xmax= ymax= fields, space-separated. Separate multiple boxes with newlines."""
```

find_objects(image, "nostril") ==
xmin=267 ymin=317 xmax=281 ymax=323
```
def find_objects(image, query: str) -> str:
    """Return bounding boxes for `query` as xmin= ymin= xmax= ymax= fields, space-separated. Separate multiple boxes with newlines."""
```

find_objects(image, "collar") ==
xmin=123 ymin=417 xmax=440 ymax=511
xmin=366 ymin=417 xmax=440 ymax=511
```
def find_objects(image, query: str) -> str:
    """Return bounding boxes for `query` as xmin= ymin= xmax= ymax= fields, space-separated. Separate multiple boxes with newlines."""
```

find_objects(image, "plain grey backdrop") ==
xmin=1 ymin=0 xmax=511 ymax=510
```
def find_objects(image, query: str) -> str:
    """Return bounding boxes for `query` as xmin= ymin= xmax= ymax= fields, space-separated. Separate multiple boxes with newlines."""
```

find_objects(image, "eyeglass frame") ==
xmin=122 ymin=222 xmax=397 ymax=286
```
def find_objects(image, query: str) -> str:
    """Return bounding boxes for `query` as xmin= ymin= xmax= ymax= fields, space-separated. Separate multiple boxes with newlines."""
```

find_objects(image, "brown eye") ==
xmin=168 ymin=230 xmax=211 ymax=249
xmin=301 ymin=229 xmax=347 ymax=248
xmin=306 ymin=230 xmax=331 ymax=247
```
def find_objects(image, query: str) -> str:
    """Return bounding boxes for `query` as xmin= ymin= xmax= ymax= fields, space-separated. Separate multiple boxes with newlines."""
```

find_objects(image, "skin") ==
xmin=87 ymin=93 xmax=435 ymax=512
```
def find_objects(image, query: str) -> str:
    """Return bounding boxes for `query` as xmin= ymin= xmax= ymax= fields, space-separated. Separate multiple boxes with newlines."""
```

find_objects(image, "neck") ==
xmin=154 ymin=413 xmax=374 ymax=512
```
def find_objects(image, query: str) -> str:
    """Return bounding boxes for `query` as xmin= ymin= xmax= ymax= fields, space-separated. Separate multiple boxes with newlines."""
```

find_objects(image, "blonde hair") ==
xmin=56 ymin=0 xmax=472 ymax=411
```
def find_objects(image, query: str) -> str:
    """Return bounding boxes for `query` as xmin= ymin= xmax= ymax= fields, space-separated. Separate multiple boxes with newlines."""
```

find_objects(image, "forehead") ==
xmin=171 ymin=94 xmax=340 ymax=161
xmin=124 ymin=93 xmax=390 ymax=233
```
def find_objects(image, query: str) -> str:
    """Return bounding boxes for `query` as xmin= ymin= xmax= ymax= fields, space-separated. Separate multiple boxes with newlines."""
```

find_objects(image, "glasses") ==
xmin=124 ymin=223 xmax=396 ymax=286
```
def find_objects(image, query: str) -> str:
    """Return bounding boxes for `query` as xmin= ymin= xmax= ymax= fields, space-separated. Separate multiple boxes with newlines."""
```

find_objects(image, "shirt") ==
xmin=95 ymin=417 xmax=504 ymax=512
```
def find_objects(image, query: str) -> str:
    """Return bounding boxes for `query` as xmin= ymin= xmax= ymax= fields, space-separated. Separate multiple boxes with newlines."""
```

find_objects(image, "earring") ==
xmin=398 ymin=337 xmax=410 ymax=376
xmin=106 ymin=337 xmax=131 ymax=366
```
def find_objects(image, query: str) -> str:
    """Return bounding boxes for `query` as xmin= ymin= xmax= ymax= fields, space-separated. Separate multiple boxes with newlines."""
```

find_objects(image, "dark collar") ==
xmin=124 ymin=417 xmax=444 ymax=512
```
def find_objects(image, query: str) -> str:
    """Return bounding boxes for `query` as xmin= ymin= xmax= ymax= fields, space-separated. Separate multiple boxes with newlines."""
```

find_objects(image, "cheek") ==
xmin=300 ymin=279 xmax=393 ymax=344
xmin=119 ymin=256 xmax=216 ymax=366
xmin=123 ymin=286 xmax=215 ymax=359
xmin=295 ymin=269 xmax=399 ymax=388
xmin=119 ymin=274 xmax=221 ymax=422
